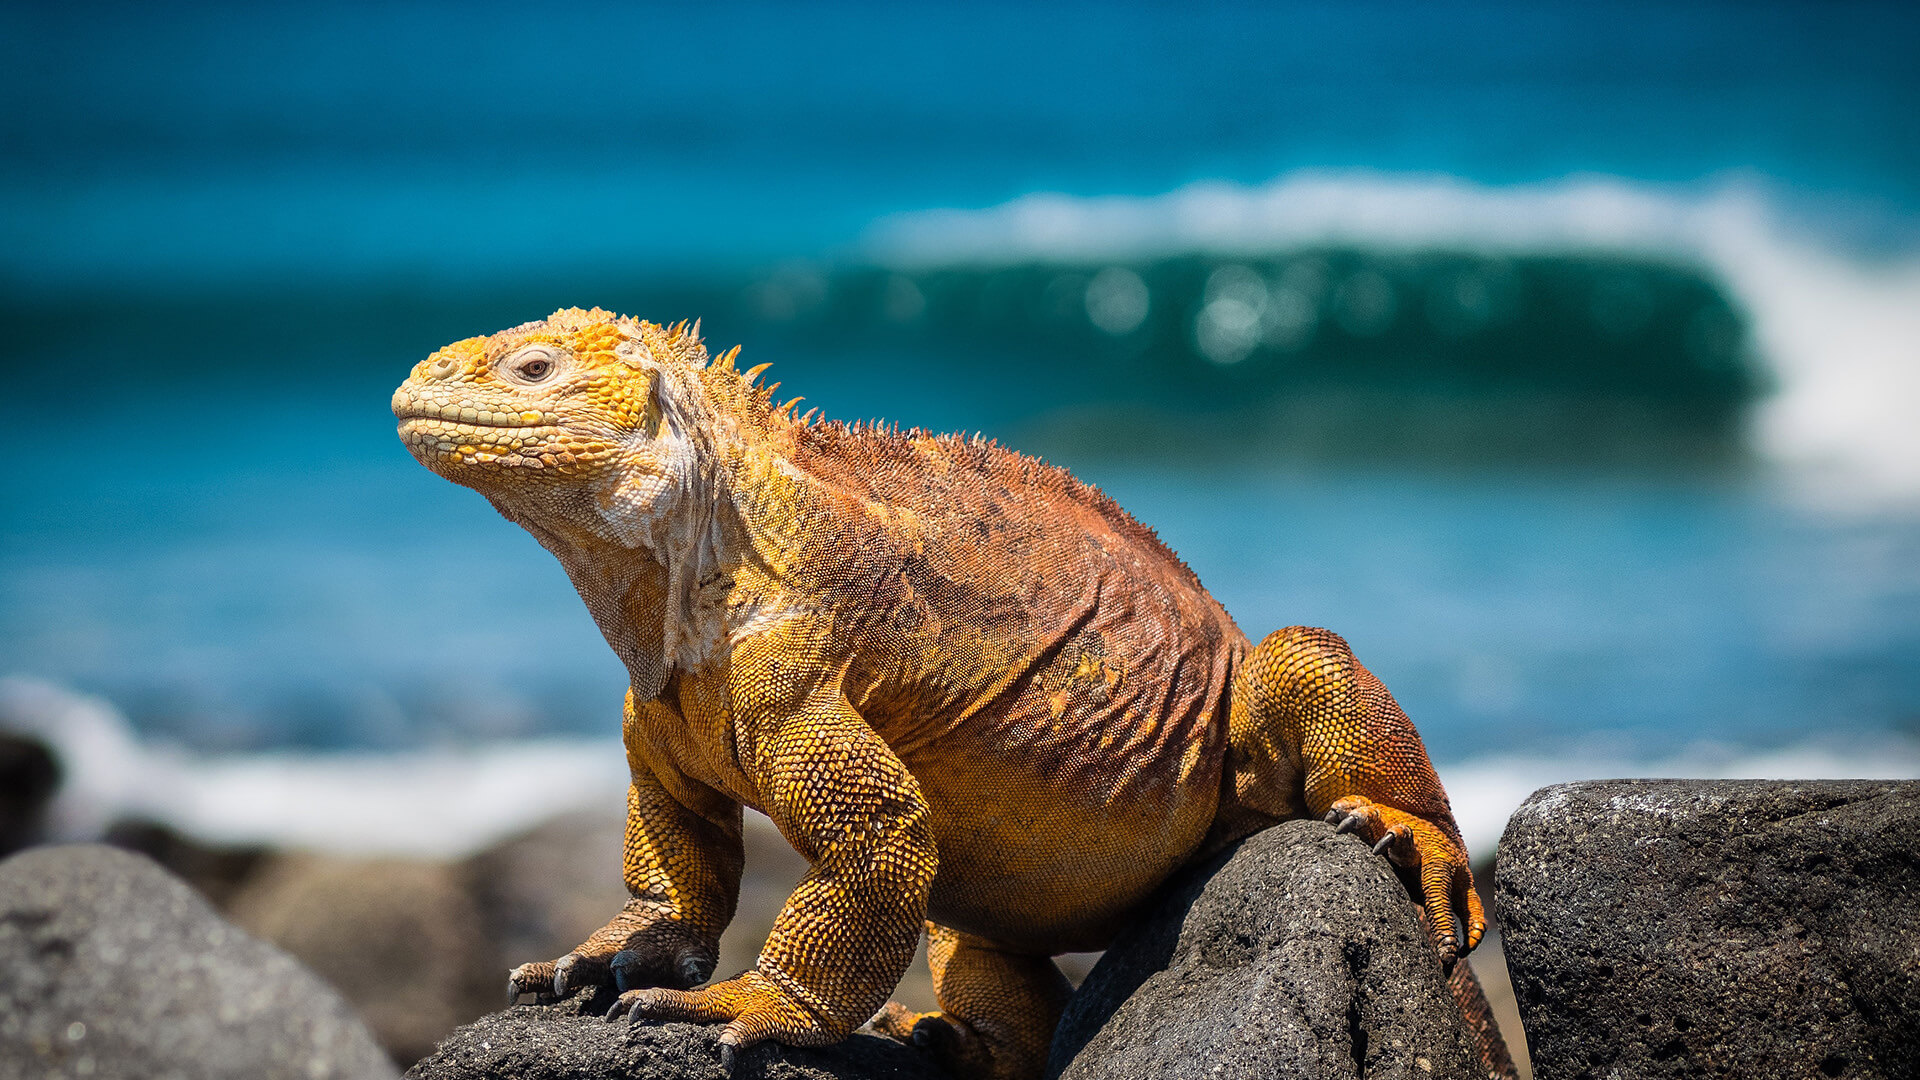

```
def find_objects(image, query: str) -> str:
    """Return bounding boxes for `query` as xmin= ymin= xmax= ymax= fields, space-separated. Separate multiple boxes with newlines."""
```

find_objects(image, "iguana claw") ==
xmin=1323 ymin=795 xmax=1486 ymax=964
xmin=506 ymin=960 xmax=558 ymax=1005
xmin=612 ymin=944 xmax=714 ymax=992
xmin=554 ymin=952 xmax=610 ymax=998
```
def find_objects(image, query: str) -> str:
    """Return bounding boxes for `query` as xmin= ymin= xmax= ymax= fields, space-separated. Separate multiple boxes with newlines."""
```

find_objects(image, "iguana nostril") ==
xmin=429 ymin=357 xmax=458 ymax=378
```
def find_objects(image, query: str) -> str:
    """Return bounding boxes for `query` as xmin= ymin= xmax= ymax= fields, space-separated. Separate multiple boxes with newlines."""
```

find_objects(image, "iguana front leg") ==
xmin=507 ymin=698 xmax=743 ymax=1003
xmin=1224 ymin=626 xmax=1486 ymax=963
xmin=607 ymin=674 xmax=937 ymax=1067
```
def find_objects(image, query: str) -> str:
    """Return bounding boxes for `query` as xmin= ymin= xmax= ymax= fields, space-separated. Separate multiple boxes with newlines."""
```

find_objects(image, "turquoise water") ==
xmin=4 ymin=1 xmax=1918 ymax=766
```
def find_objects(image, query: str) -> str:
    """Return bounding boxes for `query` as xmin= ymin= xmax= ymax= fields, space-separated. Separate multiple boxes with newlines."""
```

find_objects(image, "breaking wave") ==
xmin=858 ymin=172 xmax=1920 ymax=500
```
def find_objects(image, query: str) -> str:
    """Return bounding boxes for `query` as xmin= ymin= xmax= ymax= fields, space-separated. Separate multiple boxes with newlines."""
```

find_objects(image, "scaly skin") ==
xmin=393 ymin=308 xmax=1491 ymax=1080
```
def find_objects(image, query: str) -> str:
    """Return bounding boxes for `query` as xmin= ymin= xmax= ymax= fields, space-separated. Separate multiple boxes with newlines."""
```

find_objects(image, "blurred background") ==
xmin=3 ymin=0 xmax=1918 ymax=1068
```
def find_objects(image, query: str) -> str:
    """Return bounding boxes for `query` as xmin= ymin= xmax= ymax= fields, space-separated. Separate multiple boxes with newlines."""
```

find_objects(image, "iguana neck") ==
xmin=489 ymin=382 xmax=824 ymax=699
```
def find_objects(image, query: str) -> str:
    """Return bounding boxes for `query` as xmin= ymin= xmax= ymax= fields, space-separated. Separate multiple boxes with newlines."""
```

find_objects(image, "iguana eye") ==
xmin=506 ymin=348 xmax=559 ymax=383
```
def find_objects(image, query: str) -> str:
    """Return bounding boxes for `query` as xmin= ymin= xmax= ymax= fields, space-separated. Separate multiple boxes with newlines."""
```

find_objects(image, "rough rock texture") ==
xmin=1497 ymin=780 xmax=1920 ymax=1080
xmin=407 ymin=995 xmax=948 ymax=1080
xmin=0 ymin=843 xmax=397 ymax=1080
xmin=1046 ymin=819 xmax=1491 ymax=1080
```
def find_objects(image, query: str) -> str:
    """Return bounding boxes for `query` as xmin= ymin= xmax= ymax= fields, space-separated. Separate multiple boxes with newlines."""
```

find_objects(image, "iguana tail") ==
xmin=1449 ymin=960 xmax=1519 ymax=1080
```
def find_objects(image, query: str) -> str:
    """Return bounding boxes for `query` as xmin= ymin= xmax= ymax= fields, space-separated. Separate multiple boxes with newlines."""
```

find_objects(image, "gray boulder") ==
xmin=1046 ymin=819 xmax=1505 ymax=1080
xmin=1496 ymin=779 xmax=1920 ymax=1080
xmin=406 ymin=996 xmax=948 ymax=1080
xmin=0 ymin=843 xmax=398 ymax=1080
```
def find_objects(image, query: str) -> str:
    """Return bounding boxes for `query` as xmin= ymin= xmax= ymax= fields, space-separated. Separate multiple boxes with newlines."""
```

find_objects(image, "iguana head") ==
xmin=393 ymin=306 xmax=725 ymax=544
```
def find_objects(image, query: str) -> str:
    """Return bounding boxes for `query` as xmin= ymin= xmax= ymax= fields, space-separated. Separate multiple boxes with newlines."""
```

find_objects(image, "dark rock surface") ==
xmin=407 ymin=995 xmax=949 ymax=1080
xmin=0 ymin=843 xmax=397 ymax=1080
xmin=0 ymin=732 xmax=59 ymax=858
xmin=1497 ymin=779 xmax=1920 ymax=1080
xmin=1046 ymin=819 xmax=1494 ymax=1080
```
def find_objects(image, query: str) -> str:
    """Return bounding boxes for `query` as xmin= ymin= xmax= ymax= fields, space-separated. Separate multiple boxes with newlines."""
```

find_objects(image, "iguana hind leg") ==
xmin=1219 ymin=625 xmax=1486 ymax=962
xmin=872 ymin=923 xmax=1073 ymax=1080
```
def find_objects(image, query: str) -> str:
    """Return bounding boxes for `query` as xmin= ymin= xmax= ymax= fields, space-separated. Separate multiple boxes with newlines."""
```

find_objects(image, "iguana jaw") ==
xmin=393 ymin=411 xmax=571 ymax=470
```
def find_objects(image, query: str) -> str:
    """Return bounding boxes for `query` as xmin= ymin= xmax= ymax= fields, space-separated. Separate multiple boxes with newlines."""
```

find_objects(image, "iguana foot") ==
xmin=506 ymin=904 xmax=717 ymax=1005
xmin=1324 ymin=795 xmax=1486 ymax=964
xmin=871 ymin=1003 xmax=994 ymax=1074
xmin=868 ymin=1001 xmax=924 ymax=1041
xmin=606 ymin=970 xmax=840 ymax=1063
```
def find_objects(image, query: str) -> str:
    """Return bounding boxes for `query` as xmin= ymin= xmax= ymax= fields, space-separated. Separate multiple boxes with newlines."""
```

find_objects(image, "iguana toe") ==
xmin=611 ymin=972 xmax=843 ymax=1061
xmin=714 ymin=1033 xmax=779 ymax=1077
xmin=1324 ymin=795 xmax=1483 ymax=965
xmin=1370 ymin=822 xmax=1415 ymax=861
xmin=602 ymin=927 xmax=717 ymax=990
xmin=868 ymin=1003 xmax=994 ymax=1074
xmin=909 ymin=1014 xmax=955 ymax=1051
xmin=554 ymin=952 xmax=612 ymax=998
xmin=1324 ymin=798 xmax=1386 ymax=839
xmin=506 ymin=960 xmax=559 ymax=1006
xmin=612 ymin=942 xmax=716 ymax=991
xmin=868 ymin=1001 xmax=924 ymax=1041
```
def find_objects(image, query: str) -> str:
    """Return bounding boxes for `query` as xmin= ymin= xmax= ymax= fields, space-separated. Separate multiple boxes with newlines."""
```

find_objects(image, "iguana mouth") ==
xmin=396 ymin=411 xmax=566 ymax=462
xmin=394 ymin=403 xmax=553 ymax=428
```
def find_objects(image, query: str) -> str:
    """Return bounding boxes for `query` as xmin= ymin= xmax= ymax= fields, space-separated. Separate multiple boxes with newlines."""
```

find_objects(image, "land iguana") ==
xmin=393 ymin=308 xmax=1493 ymax=1079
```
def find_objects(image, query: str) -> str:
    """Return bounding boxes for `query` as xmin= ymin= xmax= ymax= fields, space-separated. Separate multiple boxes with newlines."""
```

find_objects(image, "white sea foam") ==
xmin=7 ymin=676 xmax=1915 ymax=862
xmin=867 ymin=172 xmax=1920 ymax=502
xmin=1442 ymin=739 xmax=1920 ymax=861
xmin=0 ymin=677 xmax=627 ymax=858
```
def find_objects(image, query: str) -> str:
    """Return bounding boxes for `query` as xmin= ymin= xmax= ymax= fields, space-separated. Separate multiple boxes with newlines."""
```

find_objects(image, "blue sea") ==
xmin=4 ymin=1 xmax=1917 ymax=855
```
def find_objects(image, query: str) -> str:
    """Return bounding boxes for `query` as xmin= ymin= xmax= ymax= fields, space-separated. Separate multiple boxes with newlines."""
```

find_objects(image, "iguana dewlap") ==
xmin=393 ymin=308 xmax=1487 ymax=1079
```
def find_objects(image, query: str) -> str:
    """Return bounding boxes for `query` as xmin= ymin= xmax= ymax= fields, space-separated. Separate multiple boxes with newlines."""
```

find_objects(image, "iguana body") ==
xmin=393 ymin=308 xmax=1488 ymax=1078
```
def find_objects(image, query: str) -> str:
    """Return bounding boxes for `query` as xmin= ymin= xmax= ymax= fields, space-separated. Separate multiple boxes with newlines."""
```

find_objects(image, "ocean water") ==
xmin=3 ymin=1 xmax=1917 ymax=853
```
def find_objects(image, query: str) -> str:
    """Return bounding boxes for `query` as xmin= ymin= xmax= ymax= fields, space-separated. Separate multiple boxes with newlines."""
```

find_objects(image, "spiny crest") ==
xmin=512 ymin=308 xmax=716 ymax=375
xmin=792 ymin=418 xmax=1203 ymax=590
xmin=627 ymin=315 xmax=710 ymax=370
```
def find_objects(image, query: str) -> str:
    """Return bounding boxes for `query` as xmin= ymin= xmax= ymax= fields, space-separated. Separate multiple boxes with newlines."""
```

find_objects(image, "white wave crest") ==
xmin=1442 ymin=739 xmax=1920 ymax=861
xmin=0 ymin=676 xmax=626 ymax=858
xmin=867 ymin=172 xmax=1920 ymax=501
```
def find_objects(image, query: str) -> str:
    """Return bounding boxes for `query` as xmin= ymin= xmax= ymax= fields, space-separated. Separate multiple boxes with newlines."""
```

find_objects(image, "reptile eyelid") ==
xmin=503 ymin=347 xmax=561 ymax=382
